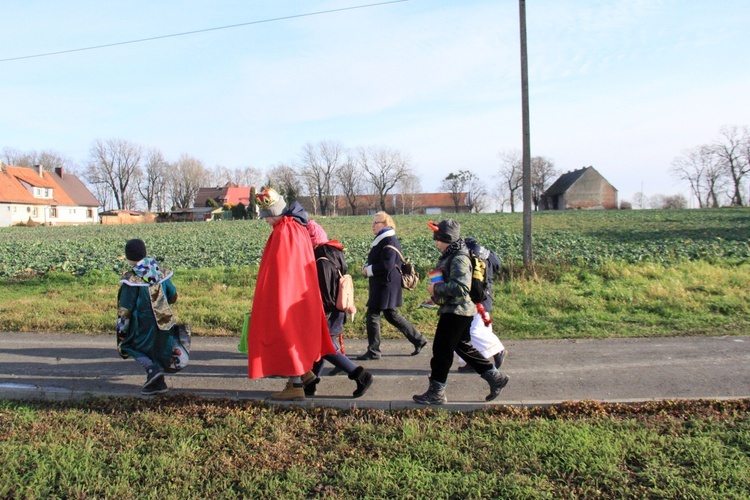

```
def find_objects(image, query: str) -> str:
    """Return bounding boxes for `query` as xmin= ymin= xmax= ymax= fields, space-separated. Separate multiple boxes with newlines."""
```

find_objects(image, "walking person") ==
xmin=357 ymin=211 xmax=428 ymax=360
xmin=248 ymin=188 xmax=336 ymax=401
xmin=456 ymin=237 xmax=506 ymax=372
xmin=413 ymin=219 xmax=509 ymax=405
xmin=304 ymin=220 xmax=374 ymax=398
xmin=117 ymin=238 xmax=180 ymax=396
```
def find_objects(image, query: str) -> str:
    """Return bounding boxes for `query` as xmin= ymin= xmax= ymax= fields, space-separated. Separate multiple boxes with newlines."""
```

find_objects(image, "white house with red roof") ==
xmin=0 ymin=164 xmax=100 ymax=226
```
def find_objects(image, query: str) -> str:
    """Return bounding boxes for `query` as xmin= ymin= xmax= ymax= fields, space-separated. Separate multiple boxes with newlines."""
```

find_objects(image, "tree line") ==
xmin=2 ymin=140 xmax=561 ymax=215
xmin=670 ymin=125 xmax=750 ymax=208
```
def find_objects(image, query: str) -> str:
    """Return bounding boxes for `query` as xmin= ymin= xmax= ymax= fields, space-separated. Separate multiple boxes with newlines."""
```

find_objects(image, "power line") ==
xmin=0 ymin=0 xmax=409 ymax=63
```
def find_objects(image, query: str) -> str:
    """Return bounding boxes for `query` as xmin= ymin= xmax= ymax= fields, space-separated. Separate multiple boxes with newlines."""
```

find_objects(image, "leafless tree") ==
xmin=236 ymin=165 xmax=264 ymax=187
xmin=714 ymin=125 xmax=749 ymax=206
xmin=336 ymin=153 xmax=364 ymax=215
xmin=648 ymin=194 xmax=666 ymax=209
xmin=468 ymin=174 xmax=489 ymax=213
xmin=530 ymin=156 xmax=557 ymax=210
xmin=169 ymin=154 xmax=207 ymax=209
xmin=2 ymin=147 xmax=77 ymax=173
xmin=632 ymin=191 xmax=647 ymax=210
xmin=496 ymin=149 xmax=523 ymax=212
xmin=670 ymin=145 xmax=725 ymax=208
xmin=662 ymin=194 xmax=688 ymax=209
xmin=298 ymin=141 xmax=346 ymax=216
xmin=138 ymin=148 xmax=169 ymax=212
xmin=265 ymin=163 xmax=304 ymax=205
xmin=671 ymin=147 xmax=707 ymax=208
xmin=85 ymin=138 xmax=143 ymax=210
xmin=209 ymin=164 xmax=263 ymax=188
xmin=89 ymin=182 xmax=113 ymax=212
xmin=397 ymin=172 xmax=423 ymax=214
xmin=358 ymin=146 xmax=412 ymax=212
xmin=1 ymin=147 xmax=25 ymax=166
xmin=207 ymin=165 xmax=232 ymax=188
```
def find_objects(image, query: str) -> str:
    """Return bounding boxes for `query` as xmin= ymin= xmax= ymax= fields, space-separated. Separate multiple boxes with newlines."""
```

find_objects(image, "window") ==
xmin=32 ymin=187 xmax=52 ymax=199
xmin=50 ymin=207 xmax=57 ymax=218
xmin=86 ymin=209 xmax=93 ymax=218
xmin=32 ymin=207 xmax=38 ymax=216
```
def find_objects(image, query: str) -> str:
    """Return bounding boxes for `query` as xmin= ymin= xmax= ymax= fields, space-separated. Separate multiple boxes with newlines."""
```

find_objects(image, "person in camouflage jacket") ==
xmin=413 ymin=219 xmax=509 ymax=405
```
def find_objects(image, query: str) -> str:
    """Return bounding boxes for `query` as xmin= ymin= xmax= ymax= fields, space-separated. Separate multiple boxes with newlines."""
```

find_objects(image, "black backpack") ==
xmin=467 ymin=249 xmax=490 ymax=304
xmin=448 ymin=247 xmax=491 ymax=304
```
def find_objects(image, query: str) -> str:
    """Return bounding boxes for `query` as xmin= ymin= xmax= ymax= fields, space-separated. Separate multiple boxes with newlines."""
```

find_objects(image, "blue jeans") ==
xmin=312 ymin=334 xmax=358 ymax=377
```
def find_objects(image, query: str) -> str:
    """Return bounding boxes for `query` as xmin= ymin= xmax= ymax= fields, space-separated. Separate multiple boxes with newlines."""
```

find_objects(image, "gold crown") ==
xmin=256 ymin=188 xmax=281 ymax=209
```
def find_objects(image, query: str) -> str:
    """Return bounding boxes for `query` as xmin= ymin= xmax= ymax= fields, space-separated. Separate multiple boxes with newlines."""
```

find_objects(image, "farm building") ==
xmin=0 ymin=164 xmax=100 ymax=227
xmin=170 ymin=207 xmax=223 ymax=222
xmin=298 ymin=192 xmax=472 ymax=216
xmin=99 ymin=210 xmax=156 ymax=225
xmin=194 ymin=183 xmax=253 ymax=208
xmin=540 ymin=167 xmax=618 ymax=210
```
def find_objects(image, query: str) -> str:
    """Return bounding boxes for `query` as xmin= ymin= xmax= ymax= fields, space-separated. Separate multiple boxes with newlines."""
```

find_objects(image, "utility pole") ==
xmin=519 ymin=0 xmax=533 ymax=269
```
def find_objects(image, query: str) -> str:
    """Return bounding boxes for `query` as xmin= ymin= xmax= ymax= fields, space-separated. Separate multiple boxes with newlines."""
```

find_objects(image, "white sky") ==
xmin=2 ymin=0 xmax=749 ymax=206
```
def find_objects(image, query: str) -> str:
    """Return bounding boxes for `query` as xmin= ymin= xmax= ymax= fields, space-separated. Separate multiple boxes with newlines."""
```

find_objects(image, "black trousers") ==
xmin=365 ymin=307 xmax=425 ymax=356
xmin=430 ymin=313 xmax=494 ymax=384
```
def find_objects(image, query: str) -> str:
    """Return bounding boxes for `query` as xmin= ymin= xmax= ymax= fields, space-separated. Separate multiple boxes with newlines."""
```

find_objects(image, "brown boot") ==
xmin=270 ymin=381 xmax=305 ymax=401
xmin=301 ymin=371 xmax=319 ymax=386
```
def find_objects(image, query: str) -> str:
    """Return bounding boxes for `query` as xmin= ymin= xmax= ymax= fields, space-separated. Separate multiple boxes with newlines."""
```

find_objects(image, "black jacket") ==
xmin=365 ymin=229 xmax=403 ymax=310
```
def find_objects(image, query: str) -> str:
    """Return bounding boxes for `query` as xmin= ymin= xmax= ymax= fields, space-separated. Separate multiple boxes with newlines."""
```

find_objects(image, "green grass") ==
xmin=1 ymin=259 xmax=748 ymax=339
xmin=1 ymin=397 xmax=748 ymax=498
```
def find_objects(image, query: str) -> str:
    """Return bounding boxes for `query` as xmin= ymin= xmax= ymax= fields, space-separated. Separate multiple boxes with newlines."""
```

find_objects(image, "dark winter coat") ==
xmin=431 ymin=239 xmax=477 ymax=317
xmin=314 ymin=242 xmax=348 ymax=335
xmin=314 ymin=243 xmax=347 ymax=311
xmin=365 ymin=228 xmax=404 ymax=310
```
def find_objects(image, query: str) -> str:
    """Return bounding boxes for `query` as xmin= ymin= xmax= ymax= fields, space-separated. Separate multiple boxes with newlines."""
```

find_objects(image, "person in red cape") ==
xmin=249 ymin=187 xmax=336 ymax=401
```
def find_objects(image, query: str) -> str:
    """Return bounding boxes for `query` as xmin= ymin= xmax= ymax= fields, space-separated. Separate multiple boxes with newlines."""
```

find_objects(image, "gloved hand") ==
xmin=477 ymin=303 xmax=492 ymax=327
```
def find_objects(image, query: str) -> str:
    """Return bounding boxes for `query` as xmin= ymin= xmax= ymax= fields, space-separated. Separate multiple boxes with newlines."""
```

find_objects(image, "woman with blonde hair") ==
xmin=357 ymin=211 xmax=427 ymax=360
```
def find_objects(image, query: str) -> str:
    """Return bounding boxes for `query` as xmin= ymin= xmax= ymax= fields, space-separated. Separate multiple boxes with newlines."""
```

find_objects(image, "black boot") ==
xmin=304 ymin=378 xmax=320 ymax=397
xmin=481 ymin=369 xmax=509 ymax=401
xmin=349 ymin=366 xmax=373 ymax=398
xmin=412 ymin=378 xmax=447 ymax=405
xmin=493 ymin=350 xmax=506 ymax=369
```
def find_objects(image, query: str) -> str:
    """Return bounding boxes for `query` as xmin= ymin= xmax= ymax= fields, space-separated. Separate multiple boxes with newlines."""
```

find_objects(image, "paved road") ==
xmin=1 ymin=332 xmax=748 ymax=410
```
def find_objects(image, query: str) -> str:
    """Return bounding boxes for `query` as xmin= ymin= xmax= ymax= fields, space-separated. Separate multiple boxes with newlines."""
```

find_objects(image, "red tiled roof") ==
xmin=194 ymin=184 xmax=253 ymax=207
xmin=0 ymin=165 xmax=77 ymax=205
xmin=224 ymin=186 xmax=252 ymax=206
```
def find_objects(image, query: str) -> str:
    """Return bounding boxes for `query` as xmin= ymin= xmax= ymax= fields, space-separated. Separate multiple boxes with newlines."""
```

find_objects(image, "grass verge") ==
xmin=0 ymin=260 xmax=748 ymax=340
xmin=1 ymin=397 xmax=748 ymax=498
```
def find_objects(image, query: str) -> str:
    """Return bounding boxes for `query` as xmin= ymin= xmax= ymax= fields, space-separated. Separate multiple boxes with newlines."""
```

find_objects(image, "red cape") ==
xmin=248 ymin=217 xmax=335 ymax=378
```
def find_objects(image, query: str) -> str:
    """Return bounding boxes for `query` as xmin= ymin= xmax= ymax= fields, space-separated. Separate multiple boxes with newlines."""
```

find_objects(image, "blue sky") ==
xmin=2 ymin=0 xmax=749 ymax=206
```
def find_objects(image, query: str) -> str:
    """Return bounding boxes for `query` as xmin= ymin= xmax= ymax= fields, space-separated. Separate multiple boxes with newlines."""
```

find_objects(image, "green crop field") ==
xmin=1 ymin=208 xmax=748 ymax=279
